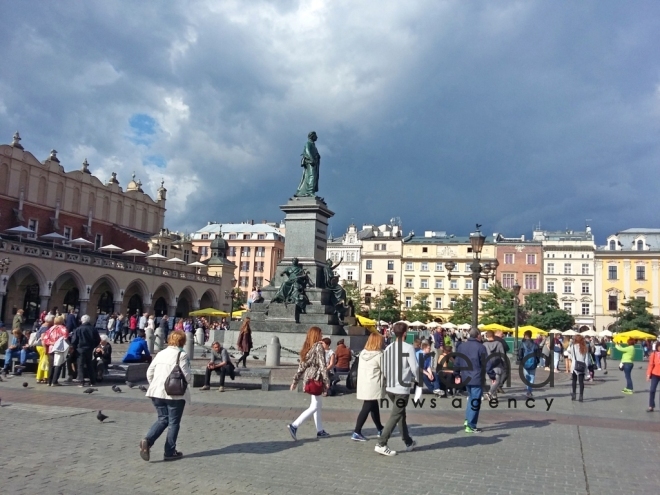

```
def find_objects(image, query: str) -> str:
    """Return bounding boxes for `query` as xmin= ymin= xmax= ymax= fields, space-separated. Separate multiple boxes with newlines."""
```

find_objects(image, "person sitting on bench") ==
xmin=93 ymin=334 xmax=113 ymax=377
xmin=201 ymin=341 xmax=234 ymax=392
xmin=2 ymin=329 xmax=28 ymax=373
xmin=122 ymin=330 xmax=152 ymax=363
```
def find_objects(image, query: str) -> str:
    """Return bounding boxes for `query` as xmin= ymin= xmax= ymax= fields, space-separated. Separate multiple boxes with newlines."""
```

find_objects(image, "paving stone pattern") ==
xmin=0 ymin=361 xmax=659 ymax=495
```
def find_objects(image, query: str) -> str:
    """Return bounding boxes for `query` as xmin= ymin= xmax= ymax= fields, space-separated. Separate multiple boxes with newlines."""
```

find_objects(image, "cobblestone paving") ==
xmin=1 ymin=363 xmax=658 ymax=495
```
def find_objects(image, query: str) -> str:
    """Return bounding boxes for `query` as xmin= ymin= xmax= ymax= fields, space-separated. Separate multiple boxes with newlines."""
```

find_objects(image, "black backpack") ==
xmin=345 ymin=355 xmax=359 ymax=391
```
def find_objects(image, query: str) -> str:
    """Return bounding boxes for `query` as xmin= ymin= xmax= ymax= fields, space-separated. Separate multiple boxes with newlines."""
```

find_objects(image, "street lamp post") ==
xmin=225 ymin=278 xmax=238 ymax=330
xmin=445 ymin=226 xmax=498 ymax=329
xmin=513 ymin=282 xmax=521 ymax=352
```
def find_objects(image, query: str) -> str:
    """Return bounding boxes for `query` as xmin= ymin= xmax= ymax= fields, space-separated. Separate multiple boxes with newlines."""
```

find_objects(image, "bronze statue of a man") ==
xmin=294 ymin=131 xmax=320 ymax=197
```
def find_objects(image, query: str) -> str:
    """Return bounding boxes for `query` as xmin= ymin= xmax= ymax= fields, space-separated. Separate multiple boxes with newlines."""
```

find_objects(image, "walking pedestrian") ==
xmin=600 ymin=338 xmax=609 ymax=371
xmin=453 ymin=327 xmax=490 ymax=433
xmin=287 ymin=327 xmax=330 ymax=440
xmin=646 ymin=342 xmax=660 ymax=412
xmin=552 ymin=336 xmax=563 ymax=372
xmin=128 ymin=313 xmax=138 ymax=341
xmin=483 ymin=331 xmax=506 ymax=400
xmin=351 ymin=332 xmax=385 ymax=442
xmin=140 ymin=330 xmax=191 ymax=462
xmin=375 ymin=321 xmax=418 ymax=455
xmin=518 ymin=330 xmax=540 ymax=398
xmin=569 ymin=334 xmax=588 ymax=402
xmin=236 ymin=317 xmax=253 ymax=368
xmin=616 ymin=338 xmax=636 ymax=394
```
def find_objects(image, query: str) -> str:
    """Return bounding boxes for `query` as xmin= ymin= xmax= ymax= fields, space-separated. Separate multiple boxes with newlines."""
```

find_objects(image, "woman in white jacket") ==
xmin=139 ymin=330 xmax=192 ymax=462
xmin=351 ymin=333 xmax=385 ymax=442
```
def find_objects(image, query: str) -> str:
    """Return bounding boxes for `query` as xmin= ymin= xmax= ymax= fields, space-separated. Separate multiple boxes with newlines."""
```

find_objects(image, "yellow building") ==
xmin=594 ymin=229 xmax=660 ymax=330
xmin=360 ymin=224 xmax=404 ymax=309
xmin=401 ymin=232 xmax=496 ymax=322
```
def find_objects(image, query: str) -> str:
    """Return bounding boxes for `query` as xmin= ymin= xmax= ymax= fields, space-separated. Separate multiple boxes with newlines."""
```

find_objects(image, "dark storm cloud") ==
xmin=1 ymin=1 xmax=659 ymax=241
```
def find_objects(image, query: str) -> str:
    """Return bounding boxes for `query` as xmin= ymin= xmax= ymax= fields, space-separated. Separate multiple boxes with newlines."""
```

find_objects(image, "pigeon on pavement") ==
xmin=138 ymin=385 xmax=148 ymax=392
xmin=83 ymin=388 xmax=99 ymax=394
xmin=112 ymin=385 xmax=122 ymax=393
xmin=97 ymin=410 xmax=108 ymax=422
xmin=127 ymin=382 xmax=136 ymax=388
xmin=22 ymin=382 xmax=28 ymax=387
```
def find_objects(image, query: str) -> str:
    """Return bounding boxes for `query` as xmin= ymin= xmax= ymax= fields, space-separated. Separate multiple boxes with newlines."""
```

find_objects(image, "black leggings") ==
xmin=237 ymin=351 xmax=250 ymax=367
xmin=354 ymin=400 xmax=384 ymax=435
xmin=571 ymin=372 xmax=584 ymax=397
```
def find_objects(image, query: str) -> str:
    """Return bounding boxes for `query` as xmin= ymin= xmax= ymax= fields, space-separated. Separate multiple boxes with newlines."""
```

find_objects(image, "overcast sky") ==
xmin=2 ymin=1 xmax=659 ymax=243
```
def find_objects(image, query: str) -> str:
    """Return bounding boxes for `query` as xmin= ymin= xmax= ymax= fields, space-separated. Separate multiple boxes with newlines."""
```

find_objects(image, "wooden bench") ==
xmin=105 ymin=363 xmax=150 ymax=384
xmin=190 ymin=367 xmax=272 ymax=391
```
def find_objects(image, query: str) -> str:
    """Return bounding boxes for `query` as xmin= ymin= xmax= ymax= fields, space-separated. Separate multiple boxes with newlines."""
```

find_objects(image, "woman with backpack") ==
xmin=517 ymin=331 xmax=539 ymax=399
xmin=351 ymin=332 xmax=385 ymax=442
xmin=287 ymin=327 xmax=330 ymax=440
xmin=569 ymin=335 xmax=588 ymax=402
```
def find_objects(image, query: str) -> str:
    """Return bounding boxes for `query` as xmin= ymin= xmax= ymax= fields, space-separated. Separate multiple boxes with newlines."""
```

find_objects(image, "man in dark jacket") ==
xmin=453 ymin=328 xmax=490 ymax=433
xmin=65 ymin=309 xmax=77 ymax=333
xmin=158 ymin=315 xmax=170 ymax=341
xmin=71 ymin=315 xmax=101 ymax=386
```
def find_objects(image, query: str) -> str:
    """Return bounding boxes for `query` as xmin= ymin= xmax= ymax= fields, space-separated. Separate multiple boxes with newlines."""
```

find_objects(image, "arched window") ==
xmin=72 ymin=187 xmax=81 ymax=213
xmin=19 ymin=169 xmax=29 ymax=192
xmin=129 ymin=205 xmax=137 ymax=228
xmin=637 ymin=240 xmax=644 ymax=251
xmin=609 ymin=240 xmax=616 ymax=250
xmin=141 ymin=208 xmax=148 ymax=231
xmin=102 ymin=196 xmax=110 ymax=220
xmin=38 ymin=176 xmax=47 ymax=200
xmin=116 ymin=201 xmax=123 ymax=224
xmin=0 ymin=163 xmax=8 ymax=195
xmin=88 ymin=192 xmax=96 ymax=217
xmin=56 ymin=182 xmax=64 ymax=203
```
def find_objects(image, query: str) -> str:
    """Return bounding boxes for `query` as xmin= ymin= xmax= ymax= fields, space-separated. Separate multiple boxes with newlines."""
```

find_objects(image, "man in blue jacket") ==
xmin=453 ymin=328 xmax=490 ymax=433
xmin=122 ymin=330 xmax=151 ymax=363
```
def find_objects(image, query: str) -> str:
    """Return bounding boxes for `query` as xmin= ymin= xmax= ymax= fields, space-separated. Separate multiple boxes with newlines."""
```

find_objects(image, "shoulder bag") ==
xmin=572 ymin=347 xmax=586 ymax=374
xmin=164 ymin=351 xmax=188 ymax=396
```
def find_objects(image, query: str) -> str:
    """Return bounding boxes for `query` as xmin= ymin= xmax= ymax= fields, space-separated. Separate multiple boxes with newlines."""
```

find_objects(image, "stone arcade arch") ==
xmin=49 ymin=270 xmax=86 ymax=314
xmin=200 ymin=289 xmax=219 ymax=310
xmin=89 ymin=275 xmax=120 ymax=316
xmin=176 ymin=286 xmax=198 ymax=318
xmin=122 ymin=279 xmax=148 ymax=316
xmin=3 ymin=264 xmax=47 ymax=324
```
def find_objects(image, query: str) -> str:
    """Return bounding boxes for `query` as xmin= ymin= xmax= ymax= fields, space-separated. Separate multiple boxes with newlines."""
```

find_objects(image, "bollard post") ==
xmin=145 ymin=326 xmax=155 ymax=354
xmin=184 ymin=332 xmax=194 ymax=359
xmin=266 ymin=336 xmax=281 ymax=367
xmin=195 ymin=327 xmax=205 ymax=346
xmin=154 ymin=328 xmax=164 ymax=352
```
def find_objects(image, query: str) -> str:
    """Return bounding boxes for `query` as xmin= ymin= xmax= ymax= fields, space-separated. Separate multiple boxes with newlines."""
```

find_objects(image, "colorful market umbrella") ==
xmin=613 ymin=330 xmax=657 ymax=343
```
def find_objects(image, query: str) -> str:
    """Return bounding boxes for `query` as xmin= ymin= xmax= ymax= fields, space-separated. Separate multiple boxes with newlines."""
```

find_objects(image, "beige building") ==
xmin=0 ymin=132 xmax=234 ymax=325
xmin=192 ymin=221 xmax=285 ymax=291
xmin=401 ymin=232 xmax=496 ymax=322
xmin=360 ymin=224 xmax=404 ymax=309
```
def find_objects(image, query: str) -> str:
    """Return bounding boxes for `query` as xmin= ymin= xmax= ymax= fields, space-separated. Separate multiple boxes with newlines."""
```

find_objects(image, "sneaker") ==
xmin=200 ymin=385 xmax=210 ymax=391
xmin=482 ymin=393 xmax=491 ymax=401
xmin=317 ymin=430 xmax=330 ymax=438
xmin=526 ymin=392 xmax=533 ymax=398
xmin=139 ymin=439 xmax=150 ymax=462
xmin=433 ymin=389 xmax=442 ymax=395
xmin=463 ymin=420 xmax=468 ymax=427
xmin=597 ymin=368 xmax=602 ymax=371
xmin=351 ymin=432 xmax=367 ymax=442
xmin=377 ymin=429 xmax=383 ymax=438
xmin=374 ymin=445 xmax=396 ymax=456
xmin=405 ymin=439 xmax=417 ymax=452
xmin=218 ymin=386 xmax=225 ymax=392
xmin=465 ymin=426 xmax=483 ymax=433
xmin=622 ymin=389 xmax=633 ymax=395
xmin=163 ymin=450 xmax=183 ymax=461
xmin=287 ymin=424 xmax=298 ymax=441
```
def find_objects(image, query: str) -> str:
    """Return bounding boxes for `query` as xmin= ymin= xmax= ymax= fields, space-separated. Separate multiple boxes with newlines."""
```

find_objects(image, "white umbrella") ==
xmin=549 ymin=329 xmax=563 ymax=334
xmin=100 ymin=244 xmax=123 ymax=258
xmin=598 ymin=329 xmax=613 ymax=337
xmin=188 ymin=261 xmax=206 ymax=267
xmin=40 ymin=232 xmax=68 ymax=248
xmin=166 ymin=257 xmax=186 ymax=264
xmin=426 ymin=321 xmax=441 ymax=329
xmin=458 ymin=323 xmax=472 ymax=330
xmin=563 ymin=329 xmax=578 ymax=336
xmin=146 ymin=253 xmax=167 ymax=260
xmin=122 ymin=248 xmax=146 ymax=263
xmin=71 ymin=237 xmax=94 ymax=252
xmin=582 ymin=329 xmax=598 ymax=337
xmin=5 ymin=225 xmax=35 ymax=242
xmin=409 ymin=321 xmax=425 ymax=327
xmin=442 ymin=322 xmax=457 ymax=329
xmin=379 ymin=320 xmax=389 ymax=326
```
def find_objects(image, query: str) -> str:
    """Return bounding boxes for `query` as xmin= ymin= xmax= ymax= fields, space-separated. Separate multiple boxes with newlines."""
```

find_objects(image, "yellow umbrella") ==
xmin=480 ymin=323 xmax=513 ymax=332
xmin=356 ymin=315 xmax=377 ymax=328
xmin=613 ymin=330 xmax=657 ymax=343
xmin=189 ymin=308 xmax=229 ymax=317
xmin=518 ymin=325 xmax=548 ymax=338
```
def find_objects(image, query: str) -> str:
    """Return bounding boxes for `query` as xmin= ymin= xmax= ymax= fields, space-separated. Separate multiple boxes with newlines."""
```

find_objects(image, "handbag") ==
xmin=164 ymin=351 xmax=188 ymax=396
xmin=618 ymin=362 xmax=624 ymax=371
xmin=303 ymin=378 xmax=324 ymax=396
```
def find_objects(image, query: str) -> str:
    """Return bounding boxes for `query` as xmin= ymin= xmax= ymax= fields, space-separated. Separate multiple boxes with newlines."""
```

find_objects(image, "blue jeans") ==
xmin=594 ymin=355 xmax=602 ymax=369
xmin=622 ymin=363 xmax=634 ymax=390
xmin=3 ymin=349 xmax=21 ymax=370
xmin=20 ymin=349 xmax=39 ymax=364
xmin=145 ymin=398 xmax=186 ymax=456
xmin=523 ymin=367 xmax=536 ymax=393
xmin=465 ymin=385 xmax=482 ymax=429
xmin=422 ymin=373 xmax=441 ymax=393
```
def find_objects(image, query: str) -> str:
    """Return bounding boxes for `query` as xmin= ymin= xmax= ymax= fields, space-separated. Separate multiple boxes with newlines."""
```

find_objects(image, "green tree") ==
xmin=613 ymin=297 xmax=659 ymax=335
xmin=479 ymin=282 xmax=518 ymax=327
xmin=232 ymin=288 xmax=247 ymax=312
xmin=368 ymin=288 xmax=401 ymax=323
xmin=449 ymin=295 xmax=473 ymax=325
xmin=404 ymin=294 xmax=432 ymax=323
xmin=343 ymin=282 xmax=363 ymax=314
xmin=523 ymin=292 xmax=574 ymax=331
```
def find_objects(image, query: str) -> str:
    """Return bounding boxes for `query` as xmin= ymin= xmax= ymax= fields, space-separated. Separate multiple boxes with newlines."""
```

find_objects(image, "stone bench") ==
xmin=8 ymin=356 xmax=38 ymax=373
xmin=190 ymin=367 xmax=272 ymax=391
xmin=105 ymin=363 xmax=150 ymax=384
